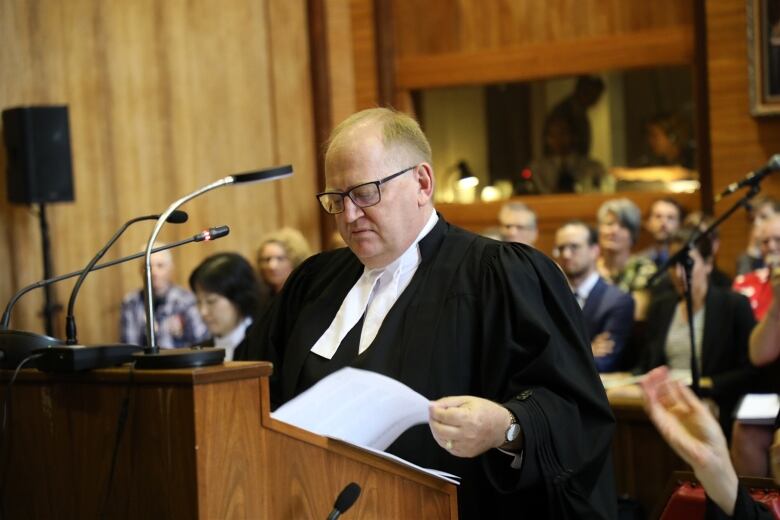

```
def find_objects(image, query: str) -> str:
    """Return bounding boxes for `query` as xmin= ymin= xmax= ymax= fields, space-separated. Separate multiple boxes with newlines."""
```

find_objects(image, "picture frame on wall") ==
xmin=747 ymin=0 xmax=780 ymax=116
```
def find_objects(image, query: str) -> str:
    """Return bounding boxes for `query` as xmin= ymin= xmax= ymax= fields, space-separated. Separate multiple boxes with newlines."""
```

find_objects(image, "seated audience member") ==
xmin=636 ymin=226 xmax=758 ymax=438
xmin=734 ymin=213 xmax=780 ymax=320
xmin=639 ymin=197 xmax=684 ymax=268
xmin=528 ymin=115 xmax=610 ymax=194
xmin=120 ymin=249 xmax=208 ymax=348
xmin=596 ymin=198 xmax=657 ymax=319
xmin=730 ymin=258 xmax=780 ymax=478
xmin=553 ymin=221 xmax=634 ymax=372
xmin=544 ymin=74 xmax=604 ymax=157
xmin=640 ymin=366 xmax=777 ymax=519
xmin=256 ymin=227 xmax=312 ymax=295
xmin=736 ymin=196 xmax=780 ymax=275
xmin=597 ymin=198 xmax=657 ymax=292
xmin=189 ymin=252 xmax=260 ymax=361
xmin=636 ymin=112 xmax=695 ymax=170
xmin=497 ymin=201 xmax=538 ymax=245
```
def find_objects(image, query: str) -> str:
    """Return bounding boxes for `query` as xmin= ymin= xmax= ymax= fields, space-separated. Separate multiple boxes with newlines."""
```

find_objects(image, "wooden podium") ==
xmin=0 ymin=362 xmax=458 ymax=519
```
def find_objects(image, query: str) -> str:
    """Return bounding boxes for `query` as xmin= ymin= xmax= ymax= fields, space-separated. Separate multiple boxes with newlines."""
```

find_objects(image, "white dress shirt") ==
xmin=310 ymin=211 xmax=439 ymax=359
xmin=214 ymin=316 xmax=253 ymax=361
xmin=572 ymin=271 xmax=600 ymax=309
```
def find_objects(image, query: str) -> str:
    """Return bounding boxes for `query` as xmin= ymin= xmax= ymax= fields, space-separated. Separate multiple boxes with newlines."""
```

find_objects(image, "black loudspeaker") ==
xmin=2 ymin=105 xmax=75 ymax=204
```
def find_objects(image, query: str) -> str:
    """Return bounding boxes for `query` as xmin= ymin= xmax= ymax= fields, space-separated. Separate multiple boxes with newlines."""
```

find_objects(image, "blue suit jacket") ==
xmin=581 ymin=277 xmax=635 ymax=372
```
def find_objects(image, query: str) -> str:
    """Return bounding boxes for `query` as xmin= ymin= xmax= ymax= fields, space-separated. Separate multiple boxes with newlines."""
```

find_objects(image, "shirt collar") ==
xmin=214 ymin=316 xmax=253 ymax=351
xmin=574 ymin=271 xmax=600 ymax=300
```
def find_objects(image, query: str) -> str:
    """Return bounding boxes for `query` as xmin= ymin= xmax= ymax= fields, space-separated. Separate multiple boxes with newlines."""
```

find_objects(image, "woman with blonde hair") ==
xmin=256 ymin=227 xmax=312 ymax=295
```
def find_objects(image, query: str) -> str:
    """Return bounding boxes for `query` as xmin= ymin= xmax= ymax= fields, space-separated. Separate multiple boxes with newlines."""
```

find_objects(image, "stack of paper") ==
xmin=271 ymin=367 xmax=461 ymax=485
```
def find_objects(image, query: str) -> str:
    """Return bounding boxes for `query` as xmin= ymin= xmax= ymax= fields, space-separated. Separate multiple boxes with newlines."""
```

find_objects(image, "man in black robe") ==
xmin=244 ymin=108 xmax=617 ymax=519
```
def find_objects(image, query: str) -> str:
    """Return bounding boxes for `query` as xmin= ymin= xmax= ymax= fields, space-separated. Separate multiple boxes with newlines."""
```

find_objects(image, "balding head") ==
xmin=321 ymin=108 xmax=435 ymax=269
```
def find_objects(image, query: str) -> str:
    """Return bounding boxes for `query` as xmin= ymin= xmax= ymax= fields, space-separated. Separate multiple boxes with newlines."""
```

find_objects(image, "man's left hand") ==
xmin=428 ymin=396 xmax=512 ymax=457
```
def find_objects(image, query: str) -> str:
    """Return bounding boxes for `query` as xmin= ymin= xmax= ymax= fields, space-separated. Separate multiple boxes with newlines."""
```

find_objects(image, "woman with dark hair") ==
xmin=635 ymin=225 xmax=760 ymax=438
xmin=189 ymin=252 xmax=260 ymax=361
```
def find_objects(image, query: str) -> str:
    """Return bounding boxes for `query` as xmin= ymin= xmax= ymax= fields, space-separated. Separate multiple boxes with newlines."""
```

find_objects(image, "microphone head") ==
xmin=194 ymin=225 xmax=230 ymax=242
xmin=166 ymin=210 xmax=189 ymax=224
xmin=770 ymin=154 xmax=780 ymax=170
xmin=333 ymin=482 xmax=361 ymax=513
xmin=231 ymin=165 xmax=293 ymax=184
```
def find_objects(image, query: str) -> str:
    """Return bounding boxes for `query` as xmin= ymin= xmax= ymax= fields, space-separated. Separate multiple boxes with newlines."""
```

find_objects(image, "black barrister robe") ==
xmin=243 ymin=215 xmax=617 ymax=519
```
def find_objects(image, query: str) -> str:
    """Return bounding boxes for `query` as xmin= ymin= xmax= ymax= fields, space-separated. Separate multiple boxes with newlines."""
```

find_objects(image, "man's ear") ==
xmin=415 ymin=163 xmax=435 ymax=206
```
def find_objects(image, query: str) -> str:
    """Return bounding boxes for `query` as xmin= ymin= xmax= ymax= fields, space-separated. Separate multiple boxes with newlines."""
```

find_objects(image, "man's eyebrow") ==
xmin=324 ymin=179 xmax=372 ymax=193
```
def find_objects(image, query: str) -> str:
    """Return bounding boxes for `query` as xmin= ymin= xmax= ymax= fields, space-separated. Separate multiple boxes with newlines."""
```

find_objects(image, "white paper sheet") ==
xmin=735 ymin=393 xmax=780 ymax=425
xmin=272 ymin=367 xmax=429 ymax=450
xmin=271 ymin=367 xmax=461 ymax=485
xmin=329 ymin=437 xmax=461 ymax=485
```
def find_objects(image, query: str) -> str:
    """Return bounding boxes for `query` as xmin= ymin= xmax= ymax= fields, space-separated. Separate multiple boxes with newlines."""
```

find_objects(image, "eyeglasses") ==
xmin=316 ymin=166 xmax=416 ymax=215
xmin=258 ymin=254 xmax=289 ymax=265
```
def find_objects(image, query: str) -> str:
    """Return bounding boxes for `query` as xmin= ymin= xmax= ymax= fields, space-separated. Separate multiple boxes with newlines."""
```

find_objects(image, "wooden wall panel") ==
xmin=390 ymin=0 xmax=695 ymax=89
xmin=350 ymin=0 xmax=379 ymax=110
xmin=0 ymin=0 xmax=318 ymax=343
xmin=706 ymin=0 xmax=780 ymax=276
xmin=391 ymin=0 xmax=694 ymax=56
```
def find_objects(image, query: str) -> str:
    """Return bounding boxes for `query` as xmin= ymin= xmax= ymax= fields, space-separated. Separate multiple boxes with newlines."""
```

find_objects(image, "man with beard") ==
xmin=554 ymin=221 xmax=634 ymax=372
xmin=639 ymin=197 xmax=684 ymax=268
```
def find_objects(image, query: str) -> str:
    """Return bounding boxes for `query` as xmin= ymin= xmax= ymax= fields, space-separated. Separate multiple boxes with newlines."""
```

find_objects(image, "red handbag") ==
xmin=658 ymin=472 xmax=780 ymax=519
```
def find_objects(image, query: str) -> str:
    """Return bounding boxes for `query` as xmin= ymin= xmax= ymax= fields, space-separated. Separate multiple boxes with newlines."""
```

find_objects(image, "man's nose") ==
xmin=342 ymin=197 xmax=364 ymax=222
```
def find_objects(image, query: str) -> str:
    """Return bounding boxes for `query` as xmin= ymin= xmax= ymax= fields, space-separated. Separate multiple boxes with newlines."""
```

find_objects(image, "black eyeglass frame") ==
xmin=315 ymin=165 xmax=417 ymax=214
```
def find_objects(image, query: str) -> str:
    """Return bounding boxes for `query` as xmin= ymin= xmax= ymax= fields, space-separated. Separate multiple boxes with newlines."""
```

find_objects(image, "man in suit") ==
xmin=638 ymin=197 xmax=684 ymax=268
xmin=553 ymin=220 xmax=634 ymax=372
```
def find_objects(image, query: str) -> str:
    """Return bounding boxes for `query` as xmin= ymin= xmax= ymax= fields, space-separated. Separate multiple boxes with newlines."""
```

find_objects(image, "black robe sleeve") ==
xmin=241 ymin=252 xmax=337 ymax=409
xmin=705 ymin=485 xmax=775 ymax=520
xmin=475 ymin=243 xmax=617 ymax=519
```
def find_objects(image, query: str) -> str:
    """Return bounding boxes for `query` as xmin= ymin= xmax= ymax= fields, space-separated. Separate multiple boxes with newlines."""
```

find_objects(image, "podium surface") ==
xmin=0 ymin=362 xmax=457 ymax=519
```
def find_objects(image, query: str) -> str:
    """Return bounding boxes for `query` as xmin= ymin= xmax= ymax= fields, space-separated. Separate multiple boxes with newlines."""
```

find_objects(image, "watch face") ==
xmin=506 ymin=423 xmax=521 ymax=442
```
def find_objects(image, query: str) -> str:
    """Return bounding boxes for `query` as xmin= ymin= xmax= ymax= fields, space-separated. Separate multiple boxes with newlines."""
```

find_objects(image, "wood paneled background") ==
xmin=391 ymin=0 xmax=695 ymax=90
xmin=706 ymin=0 xmax=780 ymax=276
xmin=2 ymin=0 xmax=779 ymax=345
xmin=0 ymin=0 xmax=319 ymax=343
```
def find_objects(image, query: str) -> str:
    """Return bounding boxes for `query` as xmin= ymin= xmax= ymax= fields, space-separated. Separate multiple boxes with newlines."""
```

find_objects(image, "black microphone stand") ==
xmin=64 ymin=212 xmax=188 ymax=345
xmin=38 ymin=203 xmax=61 ymax=337
xmin=0 ymin=229 xmax=228 ymax=369
xmin=650 ymin=182 xmax=762 ymax=395
xmin=135 ymin=165 xmax=292 ymax=369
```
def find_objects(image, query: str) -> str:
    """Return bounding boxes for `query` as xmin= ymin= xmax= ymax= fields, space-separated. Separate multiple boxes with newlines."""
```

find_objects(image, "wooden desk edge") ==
xmin=0 ymin=360 xmax=273 ymax=385
xmin=258 ymin=378 xmax=458 ymax=497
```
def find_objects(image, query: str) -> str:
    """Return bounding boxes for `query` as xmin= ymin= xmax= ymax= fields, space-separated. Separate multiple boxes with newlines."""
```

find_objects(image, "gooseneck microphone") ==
xmin=64 ymin=210 xmax=189 ymax=345
xmin=136 ymin=164 xmax=292 ymax=369
xmin=0 ymin=226 xmax=229 ymax=369
xmin=714 ymin=154 xmax=780 ymax=202
xmin=326 ymin=482 xmax=361 ymax=520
